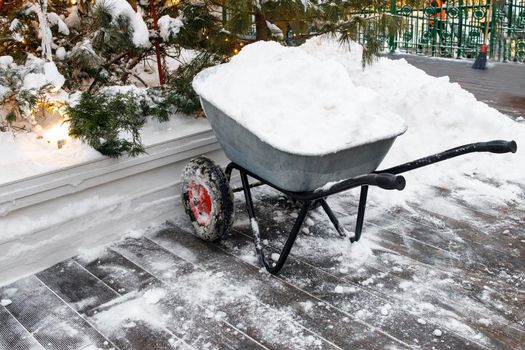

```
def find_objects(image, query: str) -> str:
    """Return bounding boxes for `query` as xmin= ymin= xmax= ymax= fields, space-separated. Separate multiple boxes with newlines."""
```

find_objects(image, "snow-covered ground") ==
xmin=1 ymin=182 xmax=522 ymax=349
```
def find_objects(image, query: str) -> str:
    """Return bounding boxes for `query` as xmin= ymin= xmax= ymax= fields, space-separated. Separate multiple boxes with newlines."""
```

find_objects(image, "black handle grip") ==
xmin=373 ymin=174 xmax=406 ymax=191
xmin=476 ymin=140 xmax=517 ymax=154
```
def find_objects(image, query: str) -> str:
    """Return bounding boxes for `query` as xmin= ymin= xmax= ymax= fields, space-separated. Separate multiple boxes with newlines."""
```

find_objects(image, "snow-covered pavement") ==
xmin=1 ymin=184 xmax=523 ymax=349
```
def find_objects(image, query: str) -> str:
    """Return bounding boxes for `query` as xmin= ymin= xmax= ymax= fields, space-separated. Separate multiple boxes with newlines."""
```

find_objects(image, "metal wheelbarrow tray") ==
xmin=181 ymin=98 xmax=518 ymax=275
xmin=200 ymin=97 xmax=400 ymax=193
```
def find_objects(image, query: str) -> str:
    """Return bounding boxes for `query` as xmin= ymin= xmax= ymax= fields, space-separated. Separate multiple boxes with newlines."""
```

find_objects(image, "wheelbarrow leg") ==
xmin=351 ymin=185 xmax=369 ymax=243
xmin=318 ymin=199 xmax=347 ymax=237
xmin=239 ymin=170 xmax=310 ymax=274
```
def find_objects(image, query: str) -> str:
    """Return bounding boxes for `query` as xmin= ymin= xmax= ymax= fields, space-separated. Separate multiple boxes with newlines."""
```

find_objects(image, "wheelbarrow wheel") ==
xmin=181 ymin=157 xmax=234 ymax=242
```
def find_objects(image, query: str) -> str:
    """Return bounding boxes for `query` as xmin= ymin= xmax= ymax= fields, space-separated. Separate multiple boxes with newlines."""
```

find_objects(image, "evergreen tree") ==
xmin=1 ymin=0 xmax=402 ymax=156
xmin=176 ymin=0 xmax=402 ymax=64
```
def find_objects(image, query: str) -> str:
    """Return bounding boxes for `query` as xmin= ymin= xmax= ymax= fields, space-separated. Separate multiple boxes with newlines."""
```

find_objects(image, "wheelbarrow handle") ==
xmin=371 ymin=173 xmax=406 ymax=191
xmin=475 ymin=140 xmax=517 ymax=154
xmin=377 ymin=139 xmax=517 ymax=175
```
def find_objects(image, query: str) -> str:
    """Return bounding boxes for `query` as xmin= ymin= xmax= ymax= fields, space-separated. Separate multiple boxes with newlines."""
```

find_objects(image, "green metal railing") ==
xmin=362 ymin=0 xmax=525 ymax=62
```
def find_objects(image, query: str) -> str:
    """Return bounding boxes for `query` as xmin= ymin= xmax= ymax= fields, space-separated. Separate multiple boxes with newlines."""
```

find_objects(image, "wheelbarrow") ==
xmin=181 ymin=97 xmax=517 ymax=274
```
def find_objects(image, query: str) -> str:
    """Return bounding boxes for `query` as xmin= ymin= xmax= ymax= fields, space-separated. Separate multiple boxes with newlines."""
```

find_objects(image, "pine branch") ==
xmin=131 ymin=73 xmax=149 ymax=87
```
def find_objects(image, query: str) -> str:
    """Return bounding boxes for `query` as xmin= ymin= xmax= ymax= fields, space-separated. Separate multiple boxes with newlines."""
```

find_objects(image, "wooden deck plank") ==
xmin=364 ymin=202 xmax=525 ymax=297
xmin=334 ymin=199 xmax=525 ymax=345
xmin=129 ymin=233 xmax=396 ymax=350
xmin=419 ymin=186 xmax=525 ymax=256
xmin=76 ymin=245 xmax=259 ymax=350
xmin=111 ymin=238 xmax=272 ymax=350
xmin=85 ymin=289 xmax=196 ymax=350
xmin=0 ymin=276 xmax=113 ymax=350
xmin=369 ymin=208 xmax=525 ymax=297
xmin=230 ymin=192 xmax=524 ymax=349
xmin=36 ymin=260 xmax=120 ymax=316
xmin=328 ymin=193 xmax=525 ymax=302
xmin=227 ymin=226 xmax=489 ymax=350
xmin=76 ymin=249 xmax=158 ymax=295
xmin=0 ymin=307 xmax=43 ymax=350
xmin=150 ymin=226 xmax=462 ymax=348
xmin=150 ymin=226 xmax=424 ymax=350
xmin=36 ymin=258 xmax=193 ymax=350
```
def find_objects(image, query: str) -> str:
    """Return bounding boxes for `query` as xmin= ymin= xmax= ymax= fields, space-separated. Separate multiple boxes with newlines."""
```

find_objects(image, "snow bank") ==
xmin=193 ymin=41 xmax=407 ymax=156
xmin=299 ymin=36 xmax=524 ymax=206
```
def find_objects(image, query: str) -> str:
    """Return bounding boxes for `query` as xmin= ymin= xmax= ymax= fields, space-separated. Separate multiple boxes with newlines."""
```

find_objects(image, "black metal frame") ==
xmin=225 ymin=140 xmax=516 ymax=274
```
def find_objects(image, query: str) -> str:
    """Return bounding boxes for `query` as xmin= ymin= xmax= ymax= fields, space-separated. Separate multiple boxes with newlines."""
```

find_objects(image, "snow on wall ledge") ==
xmin=0 ymin=118 xmax=227 ymax=285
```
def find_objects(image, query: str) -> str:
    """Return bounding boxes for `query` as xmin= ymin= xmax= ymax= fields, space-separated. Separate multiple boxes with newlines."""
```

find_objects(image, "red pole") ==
xmin=149 ymin=0 xmax=165 ymax=85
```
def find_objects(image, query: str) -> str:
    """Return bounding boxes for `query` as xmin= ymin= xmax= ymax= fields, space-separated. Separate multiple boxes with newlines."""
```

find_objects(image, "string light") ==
xmin=31 ymin=98 xmax=69 ymax=148
xmin=43 ymin=121 xmax=70 ymax=149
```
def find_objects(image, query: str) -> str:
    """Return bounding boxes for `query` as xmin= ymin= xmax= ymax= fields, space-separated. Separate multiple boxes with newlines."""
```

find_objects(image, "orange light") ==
xmin=43 ymin=121 xmax=70 ymax=148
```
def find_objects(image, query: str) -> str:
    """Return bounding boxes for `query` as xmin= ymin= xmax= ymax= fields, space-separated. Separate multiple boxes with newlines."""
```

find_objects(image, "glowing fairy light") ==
xmin=30 ymin=98 xmax=70 ymax=149
xmin=43 ymin=121 xmax=70 ymax=149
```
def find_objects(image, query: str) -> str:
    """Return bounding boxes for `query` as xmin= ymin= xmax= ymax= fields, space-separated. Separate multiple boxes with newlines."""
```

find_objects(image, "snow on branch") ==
xmin=158 ymin=14 xmax=184 ymax=41
xmin=96 ymin=0 xmax=151 ymax=48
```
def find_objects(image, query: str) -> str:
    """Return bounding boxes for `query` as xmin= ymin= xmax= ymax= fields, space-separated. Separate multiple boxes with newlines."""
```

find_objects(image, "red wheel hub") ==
xmin=187 ymin=179 xmax=213 ymax=226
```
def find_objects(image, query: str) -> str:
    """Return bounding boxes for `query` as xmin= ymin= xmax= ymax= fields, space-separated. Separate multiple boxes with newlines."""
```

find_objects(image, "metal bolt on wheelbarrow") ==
xmin=181 ymin=98 xmax=518 ymax=274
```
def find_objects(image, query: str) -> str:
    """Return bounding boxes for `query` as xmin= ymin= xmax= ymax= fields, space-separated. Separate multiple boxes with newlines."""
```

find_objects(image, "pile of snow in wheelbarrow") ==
xmin=194 ymin=36 xmax=524 ymax=208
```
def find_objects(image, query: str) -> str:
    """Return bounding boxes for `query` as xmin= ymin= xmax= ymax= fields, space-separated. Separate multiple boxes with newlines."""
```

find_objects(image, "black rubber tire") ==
xmin=181 ymin=157 xmax=234 ymax=241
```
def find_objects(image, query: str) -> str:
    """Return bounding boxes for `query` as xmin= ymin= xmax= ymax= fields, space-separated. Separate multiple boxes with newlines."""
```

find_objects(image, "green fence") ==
xmin=365 ymin=0 xmax=525 ymax=62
